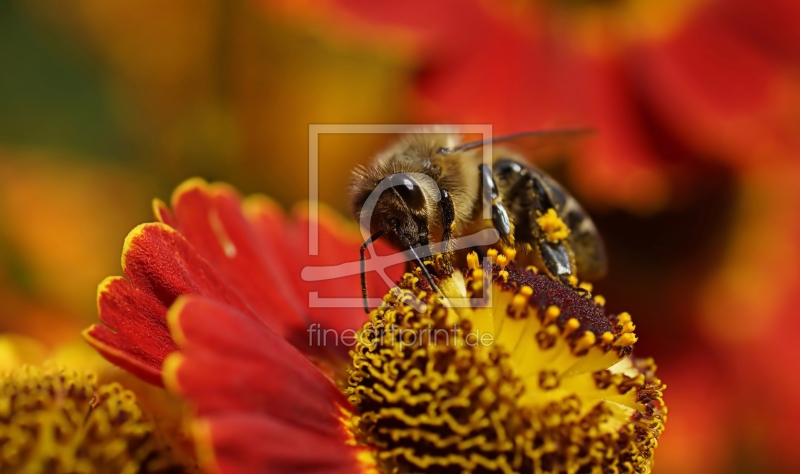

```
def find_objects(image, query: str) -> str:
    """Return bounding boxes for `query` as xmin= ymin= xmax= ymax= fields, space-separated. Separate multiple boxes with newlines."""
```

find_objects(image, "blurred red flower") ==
xmin=258 ymin=0 xmax=800 ymax=210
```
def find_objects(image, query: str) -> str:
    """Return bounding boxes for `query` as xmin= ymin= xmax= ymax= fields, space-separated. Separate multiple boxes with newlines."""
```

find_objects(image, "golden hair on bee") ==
xmin=350 ymin=131 xmax=480 ymax=251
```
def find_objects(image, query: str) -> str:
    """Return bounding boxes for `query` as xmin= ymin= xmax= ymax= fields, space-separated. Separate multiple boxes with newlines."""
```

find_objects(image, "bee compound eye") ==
xmin=392 ymin=174 xmax=426 ymax=210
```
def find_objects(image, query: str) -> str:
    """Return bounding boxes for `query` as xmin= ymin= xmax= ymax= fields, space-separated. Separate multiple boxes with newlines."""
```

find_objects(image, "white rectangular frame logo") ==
xmin=305 ymin=124 xmax=496 ymax=310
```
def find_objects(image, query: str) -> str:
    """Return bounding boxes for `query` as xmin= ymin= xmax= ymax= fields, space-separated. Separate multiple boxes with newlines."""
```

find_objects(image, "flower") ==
xmin=257 ymin=0 xmax=800 ymax=210
xmin=346 ymin=255 xmax=665 ymax=472
xmin=84 ymin=179 xmax=666 ymax=472
xmin=0 ymin=363 xmax=193 ymax=473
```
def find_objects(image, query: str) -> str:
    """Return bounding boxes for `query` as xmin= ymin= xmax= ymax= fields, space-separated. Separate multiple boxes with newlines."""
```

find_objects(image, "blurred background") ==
xmin=0 ymin=0 xmax=798 ymax=472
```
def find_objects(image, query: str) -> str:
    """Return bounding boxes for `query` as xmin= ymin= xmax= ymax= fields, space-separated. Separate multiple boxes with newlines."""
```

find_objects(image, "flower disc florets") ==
xmin=346 ymin=253 xmax=666 ymax=473
xmin=0 ymin=365 xmax=191 ymax=473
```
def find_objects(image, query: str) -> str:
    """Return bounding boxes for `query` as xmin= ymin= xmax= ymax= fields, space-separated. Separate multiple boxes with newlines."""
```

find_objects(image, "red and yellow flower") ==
xmin=257 ymin=0 xmax=800 ymax=210
xmin=81 ymin=179 xmax=666 ymax=472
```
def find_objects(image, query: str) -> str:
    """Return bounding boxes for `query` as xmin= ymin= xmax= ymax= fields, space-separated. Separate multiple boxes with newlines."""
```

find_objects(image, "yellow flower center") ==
xmin=0 ymin=365 xmax=192 ymax=473
xmin=346 ymin=255 xmax=666 ymax=473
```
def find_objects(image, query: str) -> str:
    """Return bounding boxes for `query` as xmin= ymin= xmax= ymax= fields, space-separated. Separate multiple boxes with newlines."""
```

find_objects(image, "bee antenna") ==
xmin=360 ymin=230 xmax=384 ymax=314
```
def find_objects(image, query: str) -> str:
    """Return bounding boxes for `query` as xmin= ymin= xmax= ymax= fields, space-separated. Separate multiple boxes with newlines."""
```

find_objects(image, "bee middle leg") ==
xmin=478 ymin=164 xmax=514 ymax=245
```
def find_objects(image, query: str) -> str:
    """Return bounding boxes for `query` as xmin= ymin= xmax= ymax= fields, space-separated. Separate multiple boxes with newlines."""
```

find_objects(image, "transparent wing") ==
xmin=438 ymin=128 xmax=594 ymax=160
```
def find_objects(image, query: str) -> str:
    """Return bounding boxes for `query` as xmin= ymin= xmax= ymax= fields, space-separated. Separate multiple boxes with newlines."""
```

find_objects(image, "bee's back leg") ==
xmin=538 ymin=239 xmax=574 ymax=280
xmin=491 ymin=162 xmax=576 ymax=281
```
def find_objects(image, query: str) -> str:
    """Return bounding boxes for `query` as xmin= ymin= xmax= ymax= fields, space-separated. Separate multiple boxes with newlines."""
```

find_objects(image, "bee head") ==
xmin=351 ymin=172 xmax=433 ymax=251
xmin=351 ymin=169 xmax=444 ymax=314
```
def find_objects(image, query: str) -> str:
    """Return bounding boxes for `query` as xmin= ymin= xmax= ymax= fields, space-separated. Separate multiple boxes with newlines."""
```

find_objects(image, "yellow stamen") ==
xmin=614 ymin=333 xmax=638 ymax=347
xmin=593 ymin=295 xmax=606 ymax=306
xmin=544 ymin=305 xmax=561 ymax=325
xmin=466 ymin=252 xmax=480 ymax=270
xmin=568 ymin=275 xmax=579 ymax=286
xmin=564 ymin=317 xmax=581 ymax=336
xmin=574 ymin=331 xmax=597 ymax=353
xmin=504 ymin=248 xmax=517 ymax=261
xmin=496 ymin=254 xmax=509 ymax=268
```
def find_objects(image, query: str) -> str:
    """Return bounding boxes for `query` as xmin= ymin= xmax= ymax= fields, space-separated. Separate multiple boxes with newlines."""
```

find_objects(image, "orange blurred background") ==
xmin=1 ymin=1 xmax=798 ymax=472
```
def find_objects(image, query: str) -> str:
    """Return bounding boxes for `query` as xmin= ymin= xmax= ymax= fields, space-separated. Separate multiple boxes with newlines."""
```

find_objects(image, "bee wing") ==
xmin=438 ymin=128 xmax=594 ymax=158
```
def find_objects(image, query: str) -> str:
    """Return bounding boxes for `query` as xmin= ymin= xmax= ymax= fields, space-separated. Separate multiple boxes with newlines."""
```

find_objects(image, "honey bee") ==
xmin=350 ymin=129 xmax=607 ymax=312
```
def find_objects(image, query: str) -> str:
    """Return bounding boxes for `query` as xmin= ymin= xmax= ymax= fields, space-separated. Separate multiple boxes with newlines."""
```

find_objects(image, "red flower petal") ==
xmin=122 ymin=223 xmax=252 ymax=313
xmin=86 ymin=223 xmax=255 ymax=386
xmin=87 ymin=178 xmax=399 ymax=385
xmin=287 ymin=205 xmax=402 ymax=338
xmin=166 ymin=296 xmax=365 ymax=473
xmin=639 ymin=2 xmax=790 ymax=164
xmin=575 ymin=57 xmax=670 ymax=209
xmin=152 ymin=198 xmax=177 ymax=228
xmin=723 ymin=0 xmax=800 ymax=66
xmin=84 ymin=276 xmax=175 ymax=386
xmin=166 ymin=180 xmax=308 ymax=338
xmin=195 ymin=416 xmax=365 ymax=474
xmin=166 ymin=180 xmax=399 ymax=355
xmin=166 ymin=296 xmax=347 ymax=422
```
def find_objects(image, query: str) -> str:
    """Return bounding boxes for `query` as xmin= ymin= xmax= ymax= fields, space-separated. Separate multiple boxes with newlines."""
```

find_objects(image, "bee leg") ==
xmin=503 ymin=167 xmax=533 ymax=203
xmin=438 ymin=189 xmax=455 ymax=274
xmin=495 ymin=161 xmax=555 ymax=213
xmin=538 ymin=239 xmax=573 ymax=280
xmin=501 ymin=168 xmax=580 ymax=286
xmin=479 ymin=164 xmax=514 ymax=244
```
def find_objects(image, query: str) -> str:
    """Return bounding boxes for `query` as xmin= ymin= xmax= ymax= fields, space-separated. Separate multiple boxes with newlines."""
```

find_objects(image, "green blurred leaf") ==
xmin=0 ymin=1 xmax=130 ymax=161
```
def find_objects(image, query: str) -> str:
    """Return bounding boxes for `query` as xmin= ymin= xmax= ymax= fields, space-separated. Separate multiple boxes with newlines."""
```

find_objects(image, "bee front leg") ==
xmin=437 ymin=189 xmax=456 ymax=275
xmin=479 ymin=164 xmax=515 ymax=248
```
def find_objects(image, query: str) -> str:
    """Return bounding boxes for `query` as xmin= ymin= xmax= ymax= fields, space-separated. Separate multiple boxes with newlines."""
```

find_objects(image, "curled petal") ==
xmin=85 ymin=276 xmax=175 ymax=386
xmin=86 ymin=222 xmax=253 ymax=385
